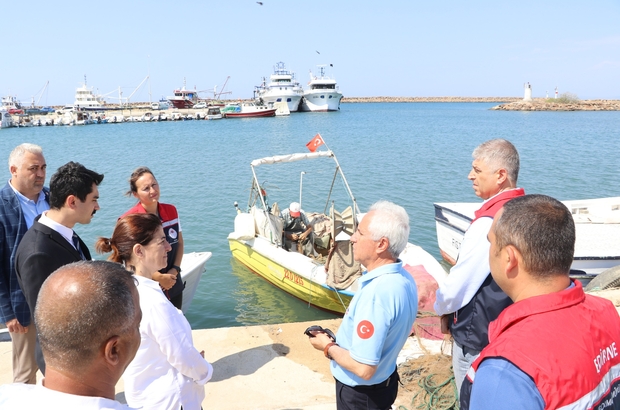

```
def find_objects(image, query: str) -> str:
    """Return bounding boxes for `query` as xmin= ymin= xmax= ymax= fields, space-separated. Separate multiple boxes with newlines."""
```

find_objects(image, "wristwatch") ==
xmin=172 ymin=265 xmax=182 ymax=274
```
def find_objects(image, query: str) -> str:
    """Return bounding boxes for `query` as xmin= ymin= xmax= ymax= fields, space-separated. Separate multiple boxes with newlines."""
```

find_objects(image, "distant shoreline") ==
xmin=341 ymin=97 xmax=620 ymax=110
xmin=342 ymin=96 xmax=521 ymax=103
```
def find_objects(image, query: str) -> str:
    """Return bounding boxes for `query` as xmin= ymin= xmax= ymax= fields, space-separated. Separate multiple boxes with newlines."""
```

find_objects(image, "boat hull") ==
xmin=434 ymin=198 xmax=620 ymax=275
xmin=169 ymin=99 xmax=195 ymax=109
xmin=179 ymin=251 xmax=212 ymax=313
xmin=256 ymin=93 xmax=302 ymax=112
xmin=228 ymin=236 xmax=352 ymax=314
xmin=224 ymin=109 xmax=277 ymax=118
xmin=299 ymin=92 xmax=342 ymax=112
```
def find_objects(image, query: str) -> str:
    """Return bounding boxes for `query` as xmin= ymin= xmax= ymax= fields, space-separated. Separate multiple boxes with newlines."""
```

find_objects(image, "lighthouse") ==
xmin=555 ymin=87 xmax=558 ymax=99
xmin=523 ymin=82 xmax=533 ymax=101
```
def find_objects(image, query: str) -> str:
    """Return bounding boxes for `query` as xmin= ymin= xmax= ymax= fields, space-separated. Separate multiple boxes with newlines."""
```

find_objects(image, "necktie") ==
xmin=72 ymin=232 xmax=86 ymax=260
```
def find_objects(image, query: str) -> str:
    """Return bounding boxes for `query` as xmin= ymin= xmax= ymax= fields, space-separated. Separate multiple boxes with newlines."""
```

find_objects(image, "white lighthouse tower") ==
xmin=523 ymin=82 xmax=533 ymax=101
xmin=555 ymin=86 xmax=558 ymax=99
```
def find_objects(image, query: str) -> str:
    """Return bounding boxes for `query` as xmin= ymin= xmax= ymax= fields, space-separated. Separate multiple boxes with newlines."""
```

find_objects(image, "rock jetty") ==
xmin=342 ymin=96 xmax=520 ymax=103
xmin=491 ymin=99 xmax=620 ymax=111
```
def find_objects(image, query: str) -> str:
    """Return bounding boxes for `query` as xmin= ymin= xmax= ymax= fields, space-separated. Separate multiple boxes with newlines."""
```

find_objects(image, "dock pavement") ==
xmin=2 ymin=289 xmax=619 ymax=409
xmin=0 ymin=318 xmax=445 ymax=410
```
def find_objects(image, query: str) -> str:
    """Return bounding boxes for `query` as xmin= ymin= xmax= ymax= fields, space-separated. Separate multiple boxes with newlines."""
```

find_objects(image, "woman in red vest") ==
xmin=121 ymin=166 xmax=185 ymax=310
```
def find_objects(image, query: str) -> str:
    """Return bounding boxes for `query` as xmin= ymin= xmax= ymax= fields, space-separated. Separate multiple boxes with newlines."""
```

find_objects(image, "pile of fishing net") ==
xmin=397 ymin=348 xmax=458 ymax=410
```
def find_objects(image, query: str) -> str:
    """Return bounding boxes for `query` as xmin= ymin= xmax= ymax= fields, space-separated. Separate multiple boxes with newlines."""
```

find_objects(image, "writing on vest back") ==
xmin=594 ymin=342 xmax=618 ymax=373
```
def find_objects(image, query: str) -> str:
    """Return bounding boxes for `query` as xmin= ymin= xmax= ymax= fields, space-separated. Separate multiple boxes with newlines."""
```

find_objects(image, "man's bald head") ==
xmin=35 ymin=261 xmax=138 ymax=373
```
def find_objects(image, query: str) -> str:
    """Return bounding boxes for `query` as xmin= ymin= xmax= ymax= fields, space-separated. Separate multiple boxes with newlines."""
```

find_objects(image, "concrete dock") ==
xmin=0 ymin=319 xmax=341 ymax=409
xmin=2 ymin=288 xmax=619 ymax=409
xmin=0 ymin=317 xmax=448 ymax=409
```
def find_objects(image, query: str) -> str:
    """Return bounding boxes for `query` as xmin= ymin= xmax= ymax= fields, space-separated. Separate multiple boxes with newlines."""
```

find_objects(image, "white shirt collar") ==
xmin=8 ymin=179 xmax=47 ymax=203
xmin=38 ymin=211 xmax=75 ymax=248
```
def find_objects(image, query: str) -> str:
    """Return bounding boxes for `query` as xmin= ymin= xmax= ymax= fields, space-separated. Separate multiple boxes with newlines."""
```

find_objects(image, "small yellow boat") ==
xmin=228 ymin=150 xmax=446 ymax=315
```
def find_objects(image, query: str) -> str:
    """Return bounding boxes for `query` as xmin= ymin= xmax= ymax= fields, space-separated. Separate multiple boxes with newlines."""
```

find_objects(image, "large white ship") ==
xmin=254 ymin=62 xmax=303 ymax=112
xmin=73 ymin=78 xmax=106 ymax=111
xmin=73 ymin=83 xmax=105 ymax=111
xmin=299 ymin=65 xmax=342 ymax=112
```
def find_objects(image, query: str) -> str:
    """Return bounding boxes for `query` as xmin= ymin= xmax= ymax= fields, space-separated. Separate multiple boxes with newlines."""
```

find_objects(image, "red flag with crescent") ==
xmin=306 ymin=133 xmax=325 ymax=152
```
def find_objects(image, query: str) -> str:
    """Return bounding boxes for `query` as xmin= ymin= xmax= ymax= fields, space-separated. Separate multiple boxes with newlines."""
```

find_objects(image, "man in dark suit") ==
xmin=0 ymin=143 xmax=49 ymax=384
xmin=16 ymin=161 xmax=104 ymax=374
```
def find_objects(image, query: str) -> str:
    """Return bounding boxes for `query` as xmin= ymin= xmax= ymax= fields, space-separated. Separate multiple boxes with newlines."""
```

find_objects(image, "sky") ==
xmin=2 ymin=1 xmax=619 ymax=106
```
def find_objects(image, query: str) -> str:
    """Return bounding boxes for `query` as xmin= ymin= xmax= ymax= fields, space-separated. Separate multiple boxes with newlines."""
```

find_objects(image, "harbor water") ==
xmin=1 ymin=103 xmax=618 ymax=329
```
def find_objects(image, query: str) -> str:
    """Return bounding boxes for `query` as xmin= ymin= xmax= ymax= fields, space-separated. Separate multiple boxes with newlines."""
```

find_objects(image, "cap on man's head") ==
xmin=289 ymin=202 xmax=301 ymax=218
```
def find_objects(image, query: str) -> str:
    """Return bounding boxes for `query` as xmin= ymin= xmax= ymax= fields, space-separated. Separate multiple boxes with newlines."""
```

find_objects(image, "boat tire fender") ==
xmin=584 ymin=265 xmax=620 ymax=292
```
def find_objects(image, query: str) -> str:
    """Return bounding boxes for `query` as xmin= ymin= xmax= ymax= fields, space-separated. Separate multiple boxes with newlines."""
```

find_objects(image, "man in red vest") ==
xmin=434 ymin=139 xmax=524 ymax=393
xmin=460 ymin=194 xmax=620 ymax=409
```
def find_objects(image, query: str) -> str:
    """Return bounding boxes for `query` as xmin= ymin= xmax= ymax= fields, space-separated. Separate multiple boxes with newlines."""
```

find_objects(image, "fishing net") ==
xmin=397 ymin=338 xmax=459 ymax=410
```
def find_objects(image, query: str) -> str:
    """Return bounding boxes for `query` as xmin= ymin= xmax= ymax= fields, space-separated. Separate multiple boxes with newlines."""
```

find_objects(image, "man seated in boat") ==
xmin=281 ymin=202 xmax=313 ymax=255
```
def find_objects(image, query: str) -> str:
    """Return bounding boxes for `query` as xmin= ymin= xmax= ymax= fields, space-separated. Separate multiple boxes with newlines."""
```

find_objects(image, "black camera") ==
xmin=304 ymin=325 xmax=336 ymax=342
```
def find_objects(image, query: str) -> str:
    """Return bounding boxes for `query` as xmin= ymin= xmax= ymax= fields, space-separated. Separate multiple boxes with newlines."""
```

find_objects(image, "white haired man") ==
xmin=0 ymin=143 xmax=49 ymax=384
xmin=434 ymin=139 xmax=524 ymax=393
xmin=307 ymin=200 xmax=418 ymax=410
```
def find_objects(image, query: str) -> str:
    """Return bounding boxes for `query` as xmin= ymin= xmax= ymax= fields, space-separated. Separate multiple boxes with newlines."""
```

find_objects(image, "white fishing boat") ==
xmin=0 ymin=109 xmax=15 ymax=128
xmin=272 ymin=101 xmax=290 ymax=116
xmin=434 ymin=196 xmax=620 ymax=276
xmin=206 ymin=106 xmax=223 ymax=120
xmin=179 ymin=251 xmax=212 ymax=313
xmin=254 ymin=62 xmax=303 ymax=112
xmin=299 ymin=65 xmax=343 ymax=112
xmin=55 ymin=109 xmax=93 ymax=126
xmin=73 ymin=79 xmax=106 ymax=111
xmin=221 ymin=102 xmax=276 ymax=118
xmin=1 ymin=95 xmax=24 ymax=114
xmin=228 ymin=149 xmax=446 ymax=315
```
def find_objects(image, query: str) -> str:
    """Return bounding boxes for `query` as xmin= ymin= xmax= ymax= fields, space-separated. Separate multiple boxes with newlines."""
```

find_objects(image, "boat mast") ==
xmin=148 ymin=55 xmax=152 ymax=104
xmin=249 ymin=164 xmax=281 ymax=246
xmin=330 ymin=152 xmax=359 ymax=216
xmin=34 ymin=81 xmax=49 ymax=106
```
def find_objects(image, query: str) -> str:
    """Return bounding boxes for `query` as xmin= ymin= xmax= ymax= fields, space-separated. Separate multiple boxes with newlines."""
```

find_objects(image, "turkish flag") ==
xmin=306 ymin=133 xmax=325 ymax=152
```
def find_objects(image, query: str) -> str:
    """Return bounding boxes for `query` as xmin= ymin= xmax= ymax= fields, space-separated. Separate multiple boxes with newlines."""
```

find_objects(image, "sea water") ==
xmin=1 ymin=103 xmax=618 ymax=329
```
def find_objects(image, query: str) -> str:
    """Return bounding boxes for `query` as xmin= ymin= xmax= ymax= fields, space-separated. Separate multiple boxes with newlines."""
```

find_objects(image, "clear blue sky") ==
xmin=3 ymin=0 xmax=619 ymax=106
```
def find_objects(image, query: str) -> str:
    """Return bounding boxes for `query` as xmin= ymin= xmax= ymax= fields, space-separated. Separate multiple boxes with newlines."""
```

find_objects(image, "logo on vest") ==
xmin=594 ymin=342 xmax=618 ymax=374
xmin=357 ymin=320 xmax=374 ymax=339
xmin=168 ymin=228 xmax=178 ymax=240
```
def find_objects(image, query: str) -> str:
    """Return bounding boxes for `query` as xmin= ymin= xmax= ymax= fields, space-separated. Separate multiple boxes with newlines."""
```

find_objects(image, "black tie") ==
xmin=72 ymin=232 xmax=86 ymax=260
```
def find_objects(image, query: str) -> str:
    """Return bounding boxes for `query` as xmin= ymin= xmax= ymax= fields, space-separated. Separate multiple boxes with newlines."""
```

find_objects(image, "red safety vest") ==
xmin=467 ymin=280 xmax=620 ymax=409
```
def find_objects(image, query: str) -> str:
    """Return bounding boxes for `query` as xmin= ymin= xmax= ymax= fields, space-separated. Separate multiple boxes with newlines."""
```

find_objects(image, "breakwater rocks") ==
xmin=342 ymin=96 xmax=521 ymax=103
xmin=491 ymin=99 xmax=620 ymax=111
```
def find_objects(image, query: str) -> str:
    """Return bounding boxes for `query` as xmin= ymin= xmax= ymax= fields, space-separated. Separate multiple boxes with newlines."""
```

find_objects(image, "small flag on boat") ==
xmin=306 ymin=134 xmax=325 ymax=152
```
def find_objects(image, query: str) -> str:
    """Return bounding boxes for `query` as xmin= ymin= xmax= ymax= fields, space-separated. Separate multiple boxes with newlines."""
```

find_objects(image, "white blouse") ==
xmin=123 ymin=275 xmax=213 ymax=410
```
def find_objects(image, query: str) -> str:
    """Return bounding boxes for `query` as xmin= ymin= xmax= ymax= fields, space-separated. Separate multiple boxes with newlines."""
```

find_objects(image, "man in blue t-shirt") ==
xmin=307 ymin=200 xmax=418 ymax=410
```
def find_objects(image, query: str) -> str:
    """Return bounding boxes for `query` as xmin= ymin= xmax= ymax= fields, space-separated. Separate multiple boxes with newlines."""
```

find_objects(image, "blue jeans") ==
xmin=452 ymin=340 xmax=480 ymax=397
